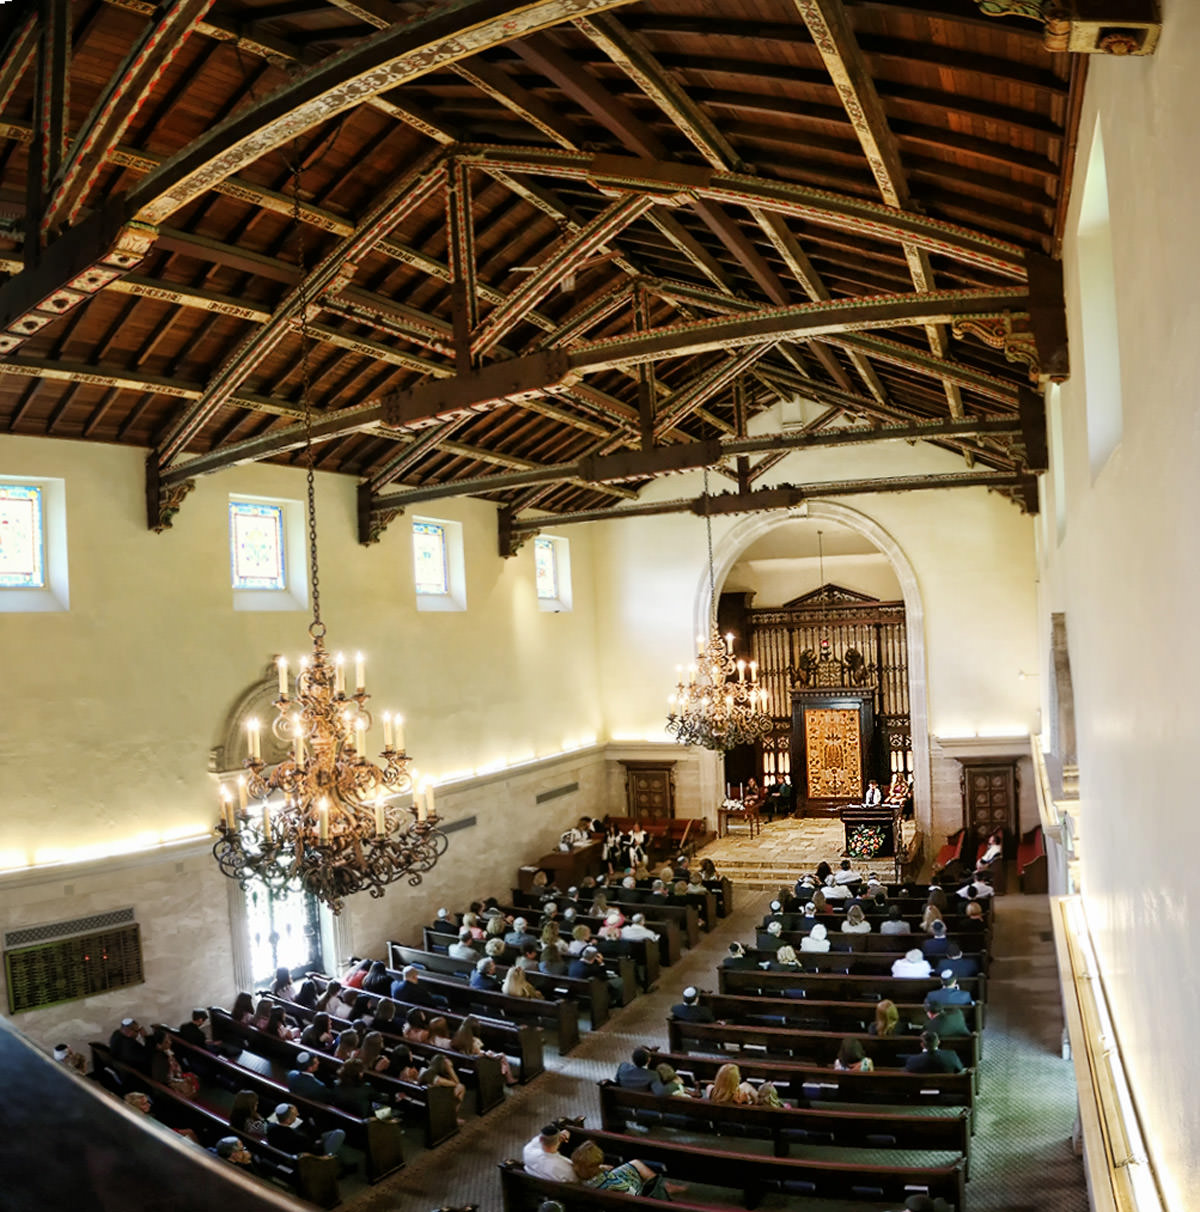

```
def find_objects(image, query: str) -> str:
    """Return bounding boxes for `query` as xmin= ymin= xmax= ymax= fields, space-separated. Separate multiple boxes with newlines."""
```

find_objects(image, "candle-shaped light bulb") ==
xmin=382 ymin=711 xmax=394 ymax=749
xmin=697 ymin=634 xmax=705 ymax=655
xmin=219 ymin=782 xmax=233 ymax=829
xmin=356 ymin=716 xmax=367 ymax=755
xmin=725 ymin=632 xmax=734 ymax=654
xmin=425 ymin=783 xmax=436 ymax=820
xmin=394 ymin=715 xmax=406 ymax=753
xmin=689 ymin=664 xmax=697 ymax=684
xmin=749 ymin=660 xmax=758 ymax=682
xmin=261 ymin=803 xmax=272 ymax=843
xmin=334 ymin=652 xmax=345 ymax=695
xmin=737 ymin=659 xmax=746 ymax=682
xmin=292 ymin=714 xmax=304 ymax=765
xmin=355 ymin=652 xmax=365 ymax=694
xmin=277 ymin=656 xmax=288 ymax=697
xmin=318 ymin=797 xmax=331 ymax=842
xmin=375 ymin=793 xmax=386 ymax=838
xmin=236 ymin=775 xmax=248 ymax=811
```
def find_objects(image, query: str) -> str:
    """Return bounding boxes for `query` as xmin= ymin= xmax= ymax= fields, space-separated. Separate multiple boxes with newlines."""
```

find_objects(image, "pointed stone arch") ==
xmin=694 ymin=501 xmax=932 ymax=830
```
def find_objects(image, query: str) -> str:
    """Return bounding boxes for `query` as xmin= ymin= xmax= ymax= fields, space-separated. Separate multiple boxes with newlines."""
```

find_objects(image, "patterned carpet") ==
xmin=344 ymin=847 xmax=1087 ymax=1212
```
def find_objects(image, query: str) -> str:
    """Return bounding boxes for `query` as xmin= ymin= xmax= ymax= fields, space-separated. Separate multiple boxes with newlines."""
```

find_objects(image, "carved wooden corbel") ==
xmin=952 ymin=314 xmax=1042 ymax=384
xmin=972 ymin=0 xmax=1161 ymax=55
xmin=145 ymin=452 xmax=194 ymax=532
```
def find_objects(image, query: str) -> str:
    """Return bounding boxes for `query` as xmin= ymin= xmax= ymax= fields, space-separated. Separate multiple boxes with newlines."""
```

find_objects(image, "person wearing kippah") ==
xmin=670 ymin=986 xmax=714 ymax=1023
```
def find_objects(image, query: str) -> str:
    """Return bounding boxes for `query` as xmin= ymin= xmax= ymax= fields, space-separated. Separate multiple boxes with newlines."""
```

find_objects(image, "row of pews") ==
xmin=500 ymin=879 xmax=995 ymax=1212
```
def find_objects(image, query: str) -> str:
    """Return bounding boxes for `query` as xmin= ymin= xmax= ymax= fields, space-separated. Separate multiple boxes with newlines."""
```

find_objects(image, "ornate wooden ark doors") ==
xmin=793 ymin=694 xmax=875 ymax=816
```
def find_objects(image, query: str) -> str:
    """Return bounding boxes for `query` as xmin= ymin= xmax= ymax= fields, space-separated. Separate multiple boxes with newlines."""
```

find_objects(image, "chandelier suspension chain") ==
xmin=290 ymin=148 xmax=321 ymax=632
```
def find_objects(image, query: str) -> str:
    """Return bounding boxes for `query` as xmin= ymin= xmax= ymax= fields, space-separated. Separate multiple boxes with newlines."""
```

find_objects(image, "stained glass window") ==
xmin=229 ymin=501 xmax=286 ymax=591
xmin=413 ymin=521 xmax=448 ymax=595
xmin=534 ymin=536 xmax=558 ymax=600
xmin=0 ymin=484 xmax=45 ymax=589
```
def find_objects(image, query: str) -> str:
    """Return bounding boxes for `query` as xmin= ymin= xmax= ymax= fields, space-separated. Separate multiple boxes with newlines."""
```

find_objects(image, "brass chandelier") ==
xmin=211 ymin=159 xmax=446 ymax=915
xmin=666 ymin=467 xmax=773 ymax=752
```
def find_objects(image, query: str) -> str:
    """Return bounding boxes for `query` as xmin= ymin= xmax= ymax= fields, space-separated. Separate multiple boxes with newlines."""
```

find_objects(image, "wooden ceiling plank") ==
xmin=472 ymin=191 xmax=654 ymax=359
xmin=46 ymin=0 xmax=216 ymax=235
xmin=445 ymin=158 xmax=479 ymax=373
xmin=153 ymin=151 xmax=445 ymax=466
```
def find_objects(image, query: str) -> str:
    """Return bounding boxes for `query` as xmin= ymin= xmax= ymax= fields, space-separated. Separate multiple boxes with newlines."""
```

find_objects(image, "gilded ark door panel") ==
xmin=803 ymin=707 xmax=863 ymax=800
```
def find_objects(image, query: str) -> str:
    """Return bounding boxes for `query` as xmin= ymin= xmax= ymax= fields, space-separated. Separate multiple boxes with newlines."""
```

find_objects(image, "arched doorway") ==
xmin=692 ymin=502 xmax=932 ymax=832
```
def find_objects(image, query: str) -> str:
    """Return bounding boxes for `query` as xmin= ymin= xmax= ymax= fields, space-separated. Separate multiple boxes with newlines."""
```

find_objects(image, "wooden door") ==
xmin=621 ymin=761 xmax=676 ymax=821
xmin=961 ymin=762 xmax=1016 ymax=850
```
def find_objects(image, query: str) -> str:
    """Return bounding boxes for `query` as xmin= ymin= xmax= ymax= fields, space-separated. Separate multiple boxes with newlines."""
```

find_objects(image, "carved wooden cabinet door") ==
xmin=961 ymin=762 xmax=1017 ymax=848
xmin=621 ymin=761 xmax=676 ymax=821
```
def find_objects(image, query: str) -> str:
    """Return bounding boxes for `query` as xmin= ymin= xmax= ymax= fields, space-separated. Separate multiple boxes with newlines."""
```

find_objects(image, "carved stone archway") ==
xmin=694 ymin=501 xmax=932 ymax=833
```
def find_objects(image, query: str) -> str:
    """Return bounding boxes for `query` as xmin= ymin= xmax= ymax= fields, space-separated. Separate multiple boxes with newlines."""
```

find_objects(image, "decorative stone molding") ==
xmin=209 ymin=662 xmax=291 ymax=775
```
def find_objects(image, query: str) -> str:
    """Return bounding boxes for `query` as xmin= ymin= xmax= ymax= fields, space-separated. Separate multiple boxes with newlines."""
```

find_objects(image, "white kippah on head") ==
xmin=683 ymin=986 xmax=697 ymax=1000
xmin=768 ymin=920 xmax=782 ymax=935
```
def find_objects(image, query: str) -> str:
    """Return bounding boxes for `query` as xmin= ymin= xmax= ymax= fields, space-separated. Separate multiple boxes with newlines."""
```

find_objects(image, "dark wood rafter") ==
xmin=374 ymin=414 xmax=1026 ymax=510
xmin=471 ymin=190 xmax=656 ymax=358
xmin=24 ymin=0 xmax=71 ymax=267
xmin=152 ymin=150 xmax=447 ymax=468
xmin=0 ymin=0 xmax=1089 ymax=529
xmin=44 ymin=0 xmax=216 ymax=237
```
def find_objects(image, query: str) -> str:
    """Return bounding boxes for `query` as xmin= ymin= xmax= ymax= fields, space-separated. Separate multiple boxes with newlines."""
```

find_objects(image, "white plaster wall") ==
xmin=592 ymin=439 xmax=1041 ymax=833
xmin=725 ymin=551 xmax=902 ymax=606
xmin=1036 ymin=13 xmax=1200 ymax=1204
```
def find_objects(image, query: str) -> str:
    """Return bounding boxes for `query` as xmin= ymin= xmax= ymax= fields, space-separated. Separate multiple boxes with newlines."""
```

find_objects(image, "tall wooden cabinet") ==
xmin=959 ymin=759 xmax=1018 ymax=851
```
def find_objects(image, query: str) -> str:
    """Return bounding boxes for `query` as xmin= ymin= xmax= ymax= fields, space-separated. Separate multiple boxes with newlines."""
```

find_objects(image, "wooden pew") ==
xmin=492 ymin=901 xmax=678 ymax=971
xmin=161 ymin=1030 xmax=406 ymax=1182
xmin=389 ymin=940 xmax=615 ymax=1026
xmin=499 ymin=1162 xmax=719 ymax=1212
xmin=597 ymin=1081 xmax=972 ymax=1173
xmin=509 ymin=891 xmax=690 ymax=959
xmin=719 ymin=964 xmax=985 ymax=1011
xmin=90 ymin=1043 xmax=342 ymax=1207
xmin=666 ymin=1019 xmax=980 ymax=1090
xmin=201 ymin=1013 xmax=457 ymax=1148
xmin=564 ymin=1125 xmax=965 ymax=1210
xmin=694 ymin=991 xmax=984 ymax=1041
xmin=629 ymin=880 xmax=719 ymax=931
xmin=703 ymin=877 xmax=734 ymax=917
xmin=1019 ymin=825 xmax=1048 ymax=893
xmin=418 ymin=929 xmax=640 ymax=1004
xmin=377 ymin=964 xmax=580 ymax=1053
xmin=253 ymin=993 xmax=537 ymax=1091
xmin=645 ymin=1047 xmax=975 ymax=1132
xmin=749 ymin=929 xmax=991 ymax=970
xmin=934 ymin=828 xmax=967 ymax=873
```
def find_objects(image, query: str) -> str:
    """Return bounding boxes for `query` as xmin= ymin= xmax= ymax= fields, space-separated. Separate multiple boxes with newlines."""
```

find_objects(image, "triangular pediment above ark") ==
xmin=783 ymin=583 xmax=881 ymax=608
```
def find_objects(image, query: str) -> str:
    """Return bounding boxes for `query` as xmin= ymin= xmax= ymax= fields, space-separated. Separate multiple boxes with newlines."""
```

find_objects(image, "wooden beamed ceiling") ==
xmin=0 ymin=0 xmax=1083 ymax=537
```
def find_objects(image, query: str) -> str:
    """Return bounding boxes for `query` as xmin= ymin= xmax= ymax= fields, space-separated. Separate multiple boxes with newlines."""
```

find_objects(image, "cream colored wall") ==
xmin=0 ymin=433 xmax=611 ymax=1045
xmin=592 ymin=438 xmax=1041 ymax=838
xmin=725 ymin=551 xmax=902 ymax=606
xmin=1036 ymin=15 xmax=1200 ymax=1205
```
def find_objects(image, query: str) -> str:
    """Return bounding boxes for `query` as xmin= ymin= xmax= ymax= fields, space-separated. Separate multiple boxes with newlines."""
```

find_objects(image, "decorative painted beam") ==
xmin=566 ymin=287 xmax=1030 ymax=374
xmin=0 ymin=11 xmax=37 ymax=115
xmin=470 ymin=192 xmax=657 ymax=358
xmin=652 ymin=345 xmax=774 ymax=439
xmin=0 ymin=0 xmax=639 ymax=355
xmin=45 ymin=0 xmax=216 ymax=237
xmin=153 ymin=152 xmax=446 ymax=466
xmin=445 ymin=158 xmax=479 ymax=374
xmin=459 ymin=147 xmax=1029 ymax=278
xmin=375 ymin=415 xmax=1027 ymax=511
xmin=365 ymin=417 xmax=472 ymax=495
xmin=25 ymin=0 xmax=71 ymax=264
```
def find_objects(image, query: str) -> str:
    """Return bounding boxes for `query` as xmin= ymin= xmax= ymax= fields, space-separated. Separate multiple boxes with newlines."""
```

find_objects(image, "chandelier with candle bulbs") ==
xmin=666 ymin=466 xmax=773 ymax=752
xmin=211 ymin=159 xmax=446 ymax=915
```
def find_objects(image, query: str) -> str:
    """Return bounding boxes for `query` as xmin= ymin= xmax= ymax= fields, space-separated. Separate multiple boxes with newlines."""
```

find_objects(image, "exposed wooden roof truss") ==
xmin=0 ymin=0 xmax=1101 ymax=544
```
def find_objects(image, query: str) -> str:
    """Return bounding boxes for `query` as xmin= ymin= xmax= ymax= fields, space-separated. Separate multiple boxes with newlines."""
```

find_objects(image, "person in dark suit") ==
xmin=722 ymin=941 xmax=758 ymax=970
xmin=925 ymin=1000 xmax=971 ymax=1039
xmin=922 ymin=919 xmax=952 ymax=959
xmin=430 ymin=907 xmax=457 ymax=936
xmin=286 ymin=1052 xmax=333 ymax=1102
xmin=177 ymin=1009 xmax=212 ymax=1050
xmin=267 ymin=1102 xmax=346 ymax=1158
xmin=391 ymin=965 xmax=449 ymax=1008
xmin=925 ymin=971 xmax=973 ymax=1009
xmin=904 ymin=1030 xmax=965 ymax=1073
xmin=670 ymin=986 xmax=714 ymax=1023
xmin=615 ymin=1047 xmax=657 ymax=1091
xmin=939 ymin=943 xmax=979 ymax=981
xmin=108 ymin=1018 xmax=150 ymax=1072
